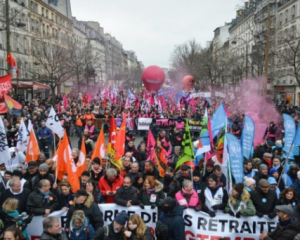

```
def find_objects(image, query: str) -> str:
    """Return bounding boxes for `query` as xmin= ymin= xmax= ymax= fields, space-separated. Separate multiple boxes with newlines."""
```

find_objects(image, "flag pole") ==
xmin=277 ymin=144 xmax=293 ymax=188
xmin=0 ymin=173 xmax=6 ymax=189
xmin=53 ymin=132 xmax=58 ymax=183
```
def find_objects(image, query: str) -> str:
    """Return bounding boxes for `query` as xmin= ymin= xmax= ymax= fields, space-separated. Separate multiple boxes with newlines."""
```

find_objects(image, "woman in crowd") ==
xmin=69 ymin=210 xmax=95 ymax=240
xmin=175 ymin=180 xmax=202 ymax=211
xmin=278 ymin=187 xmax=298 ymax=207
xmin=124 ymin=214 xmax=154 ymax=240
xmin=0 ymin=198 xmax=32 ymax=239
xmin=224 ymin=183 xmax=256 ymax=217
xmin=4 ymin=227 xmax=26 ymax=240
xmin=133 ymin=173 xmax=144 ymax=193
xmin=85 ymin=180 xmax=103 ymax=204
xmin=138 ymin=176 xmax=165 ymax=211
xmin=57 ymin=181 xmax=74 ymax=210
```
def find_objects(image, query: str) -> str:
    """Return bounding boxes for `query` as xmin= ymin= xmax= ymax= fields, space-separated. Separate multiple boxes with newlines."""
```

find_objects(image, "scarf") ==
xmin=146 ymin=187 xmax=156 ymax=194
xmin=91 ymin=166 xmax=102 ymax=175
xmin=279 ymin=217 xmax=294 ymax=227
xmin=70 ymin=218 xmax=88 ymax=237
xmin=39 ymin=189 xmax=51 ymax=203
xmin=182 ymin=188 xmax=193 ymax=196
xmin=3 ymin=210 xmax=29 ymax=239
xmin=273 ymin=164 xmax=280 ymax=170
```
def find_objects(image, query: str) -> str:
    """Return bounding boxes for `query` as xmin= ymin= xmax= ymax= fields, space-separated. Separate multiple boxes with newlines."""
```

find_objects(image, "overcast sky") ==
xmin=71 ymin=0 xmax=242 ymax=69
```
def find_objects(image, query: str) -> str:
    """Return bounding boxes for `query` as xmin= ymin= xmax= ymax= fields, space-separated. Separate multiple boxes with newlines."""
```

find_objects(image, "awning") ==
xmin=13 ymin=81 xmax=50 ymax=90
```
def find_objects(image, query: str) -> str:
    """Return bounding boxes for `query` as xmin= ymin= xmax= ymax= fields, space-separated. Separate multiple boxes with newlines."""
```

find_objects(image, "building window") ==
xmin=42 ymin=7 xmax=44 ymax=16
xmin=292 ymin=5 xmax=296 ymax=19
xmin=285 ymin=9 xmax=289 ymax=23
xmin=279 ymin=13 xmax=282 ymax=26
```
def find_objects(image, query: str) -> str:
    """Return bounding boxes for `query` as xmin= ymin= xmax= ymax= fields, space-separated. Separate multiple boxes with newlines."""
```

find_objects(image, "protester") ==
xmin=224 ymin=183 xmax=256 ymax=217
xmin=259 ymin=205 xmax=300 ymax=240
xmin=85 ymin=180 xmax=103 ymax=204
xmin=57 ymin=181 xmax=74 ymax=210
xmin=4 ymin=227 xmax=26 ymax=240
xmin=291 ymin=170 xmax=300 ymax=200
xmin=124 ymin=214 xmax=154 ymax=240
xmin=253 ymin=164 xmax=269 ymax=186
xmin=278 ymin=187 xmax=298 ymax=207
xmin=40 ymin=217 xmax=68 ymax=240
xmin=168 ymin=164 xmax=192 ymax=197
xmin=89 ymin=158 xmax=104 ymax=184
xmin=69 ymin=210 xmax=95 ymax=240
xmin=250 ymin=179 xmax=278 ymax=218
xmin=80 ymin=171 xmax=91 ymax=189
xmin=66 ymin=190 xmax=103 ymax=230
xmin=92 ymin=211 xmax=128 ymax=240
xmin=114 ymin=175 xmax=138 ymax=207
xmin=244 ymin=177 xmax=256 ymax=193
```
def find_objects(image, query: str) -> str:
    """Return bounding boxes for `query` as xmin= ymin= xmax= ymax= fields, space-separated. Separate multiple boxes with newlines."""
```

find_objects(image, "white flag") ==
xmin=0 ymin=118 xmax=11 ymax=165
xmin=27 ymin=119 xmax=32 ymax=133
xmin=17 ymin=119 xmax=29 ymax=152
xmin=46 ymin=106 xmax=64 ymax=138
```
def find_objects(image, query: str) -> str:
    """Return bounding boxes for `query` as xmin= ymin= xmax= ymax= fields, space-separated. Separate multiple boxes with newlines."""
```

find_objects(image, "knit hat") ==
xmin=92 ymin=157 xmax=101 ymax=165
xmin=275 ymin=205 xmax=294 ymax=216
xmin=81 ymin=171 xmax=90 ymax=177
xmin=72 ymin=210 xmax=85 ymax=223
xmin=193 ymin=170 xmax=201 ymax=177
xmin=259 ymin=179 xmax=270 ymax=187
xmin=253 ymin=158 xmax=261 ymax=165
xmin=207 ymin=173 xmax=218 ymax=183
xmin=115 ymin=211 xmax=128 ymax=226
xmin=297 ymin=170 xmax=300 ymax=180
xmin=233 ymin=183 xmax=244 ymax=195
xmin=28 ymin=161 xmax=38 ymax=169
xmin=268 ymin=177 xmax=277 ymax=185
xmin=269 ymin=168 xmax=278 ymax=176
xmin=161 ymin=197 xmax=177 ymax=211
xmin=259 ymin=164 xmax=268 ymax=171
xmin=244 ymin=177 xmax=256 ymax=187
xmin=206 ymin=159 xmax=215 ymax=168
xmin=39 ymin=163 xmax=49 ymax=171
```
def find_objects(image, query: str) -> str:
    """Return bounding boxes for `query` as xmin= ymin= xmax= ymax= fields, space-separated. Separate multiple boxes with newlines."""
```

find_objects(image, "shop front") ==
xmin=274 ymin=86 xmax=296 ymax=105
xmin=12 ymin=81 xmax=50 ymax=100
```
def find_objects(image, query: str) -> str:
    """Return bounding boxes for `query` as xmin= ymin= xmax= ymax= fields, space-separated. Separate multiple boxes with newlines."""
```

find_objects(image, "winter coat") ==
xmin=69 ymin=218 xmax=95 ymax=240
xmin=66 ymin=193 xmax=104 ymax=230
xmin=224 ymin=189 xmax=256 ymax=216
xmin=125 ymin=226 xmax=154 ymax=240
xmin=278 ymin=197 xmax=298 ymax=208
xmin=91 ymin=222 xmax=123 ymax=240
xmin=175 ymin=189 xmax=202 ymax=209
xmin=57 ymin=192 xmax=74 ymax=209
xmin=200 ymin=186 xmax=229 ymax=213
xmin=37 ymin=126 xmax=52 ymax=144
xmin=264 ymin=218 xmax=300 ymax=240
xmin=26 ymin=190 xmax=59 ymax=216
xmin=32 ymin=173 xmax=55 ymax=191
xmin=98 ymin=175 xmax=123 ymax=203
xmin=294 ymin=203 xmax=300 ymax=220
xmin=250 ymin=188 xmax=277 ymax=216
xmin=159 ymin=205 xmax=185 ymax=240
xmin=0 ymin=187 xmax=31 ymax=213
xmin=138 ymin=180 xmax=165 ymax=207
xmin=291 ymin=179 xmax=300 ymax=201
xmin=40 ymin=231 xmax=68 ymax=240
xmin=114 ymin=186 xmax=138 ymax=206
xmin=168 ymin=172 xmax=192 ymax=198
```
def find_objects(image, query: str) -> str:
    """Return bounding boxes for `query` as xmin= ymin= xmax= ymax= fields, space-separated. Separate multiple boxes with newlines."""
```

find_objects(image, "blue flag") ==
xmin=241 ymin=115 xmax=255 ymax=160
xmin=212 ymin=102 xmax=227 ymax=138
xmin=226 ymin=133 xmax=244 ymax=184
xmin=293 ymin=123 xmax=300 ymax=146
xmin=283 ymin=114 xmax=296 ymax=153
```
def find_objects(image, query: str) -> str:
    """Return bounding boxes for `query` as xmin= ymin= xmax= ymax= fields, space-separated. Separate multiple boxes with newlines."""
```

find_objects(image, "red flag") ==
xmin=82 ymin=94 xmax=87 ymax=103
xmin=6 ymin=52 xmax=16 ymax=68
xmin=91 ymin=127 xmax=105 ymax=163
xmin=63 ymin=95 xmax=69 ymax=109
xmin=0 ymin=75 xmax=12 ymax=97
xmin=25 ymin=129 xmax=40 ymax=162
xmin=109 ymin=116 xmax=117 ymax=150
xmin=87 ymin=93 xmax=93 ymax=103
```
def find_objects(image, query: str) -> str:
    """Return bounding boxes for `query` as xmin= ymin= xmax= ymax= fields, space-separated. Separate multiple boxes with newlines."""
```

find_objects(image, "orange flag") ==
xmin=91 ymin=127 xmax=105 ymax=163
xmin=25 ymin=129 xmax=40 ymax=162
xmin=66 ymin=144 xmax=80 ymax=192
xmin=112 ymin=115 xmax=126 ymax=169
xmin=155 ymin=142 xmax=168 ymax=177
xmin=55 ymin=131 xmax=68 ymax=181
xmin=77 ymin=137 xmax=87 ymax=177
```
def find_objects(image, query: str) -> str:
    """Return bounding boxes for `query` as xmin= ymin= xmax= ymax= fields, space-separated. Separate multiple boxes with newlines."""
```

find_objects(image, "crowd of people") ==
xmin=1 ymin=91 xmax=300 ymax=240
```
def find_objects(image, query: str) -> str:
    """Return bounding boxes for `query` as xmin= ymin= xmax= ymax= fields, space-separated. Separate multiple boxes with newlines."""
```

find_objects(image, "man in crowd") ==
xmin=253 ymin=164 xmax=269 ymax=186
xmin=168 ymin=164 xmax=192 ymax=198
xmin=80 ymin=171 xmax=91 ymax=189
xmin=37 ymin=121 xmax=52 ymax=158
xmin=23 ymin=161 xmax=39 ymax=183
xmin=114 ymin=175 xmax=138 ymax=207
xmin=40 ymin=217 xmax=67 ymax=240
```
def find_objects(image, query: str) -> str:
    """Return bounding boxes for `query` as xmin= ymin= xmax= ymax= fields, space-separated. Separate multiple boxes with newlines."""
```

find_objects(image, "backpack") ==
xmin=155 ymin=216 xmax=177 ymax=240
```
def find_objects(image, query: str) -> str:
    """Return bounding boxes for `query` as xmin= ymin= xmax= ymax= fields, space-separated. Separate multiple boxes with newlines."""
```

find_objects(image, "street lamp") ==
xmin=231 ymin=38 xmax=249 ymax=79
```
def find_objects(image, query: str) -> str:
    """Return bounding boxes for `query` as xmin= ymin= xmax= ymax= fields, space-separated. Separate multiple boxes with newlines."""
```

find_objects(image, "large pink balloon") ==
xmin=142 ymin=65 xmax=165 ymax=91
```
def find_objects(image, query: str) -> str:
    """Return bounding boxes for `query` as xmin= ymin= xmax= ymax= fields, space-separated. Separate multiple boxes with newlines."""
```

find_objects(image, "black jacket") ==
xmin=26 ymin=190 xmax=59 ymax=216
xmin=66 ymin=193 xmax=103 ymax=230
xmin=250 ymin=188 xmax=277 ymax=216
xmin=91 ymin=222 xmax=123 ymax=240
xmin=114 ymin=186 xmax=138 ymax=206
xmin=0 ymin=188 xmax=31 ymax=213
xmin=168 ymin=172 xmax=192 ymax=198
xmin=126 ymin=226 xmax=153 ymax=240
xmin=40 ymin=231 xmax=68 ymax=240
xmin=264 ymin=218 xmax=300 ymax=240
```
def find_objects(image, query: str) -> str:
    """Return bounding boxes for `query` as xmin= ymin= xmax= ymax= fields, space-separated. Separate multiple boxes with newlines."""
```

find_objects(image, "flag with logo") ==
xmin=175 ymin=120 xmax=195 ymax=169
xmin=241 ymin=115 xmax=255 ymax=160
xmin=211 ymin=102 xmax=227 ymax=138
xmin=77 ymin=137 xmax=87 ymax=177
xmin=4 ymin=94 xmax=22 ymax=116
xmin=0 ymin=117 xmax=11 ymax=166
xmin=91 ymin=127 xmax=105 ymax=163
xmin=196 ymin=108 xmax=211 ymax=156
xmin=107 ymin=116 xmax=116 ymax=154
xmin=17 ymin=118 xmax=29 ymax=153
xmin=46 ymin=106 xmax=64 ymax=138
xmin=112 ymin=115 xmax=126 ymax=169
xmin=155 ymin=142 xmax=168 ymax=177
xmin=25 ymin=129 xmax=40 ymax=162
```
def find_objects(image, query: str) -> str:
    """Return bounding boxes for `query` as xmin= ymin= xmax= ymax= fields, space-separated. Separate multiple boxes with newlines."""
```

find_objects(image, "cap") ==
xmin=73 ymin=189 xmax=89 ymax=198
xmin=28 ymin=161 xmax=38 ymax=169
xmin=268 ymin=177 xmax=277 ymax=185
xmin=92 ymin=157 xmax=101 ymax=165
xmin=181 ymin=164 xmax=191 ymax=171
xmin=206 ymin=159 xmax=215 ymax=168
xmin=39 ymin=163 xmax=49 ymax=172
xmin=115 ymin=211 xmax=128 ymax=226
xmin=259 ymin=164 xmax=268 ymax=171
xmin=275 ymin=205 xmax=294 ymax=216
xmin=259 ymin=179 xmax=270 ymax=188
xmin=244 ymin=177 xmax=256 ymax=187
